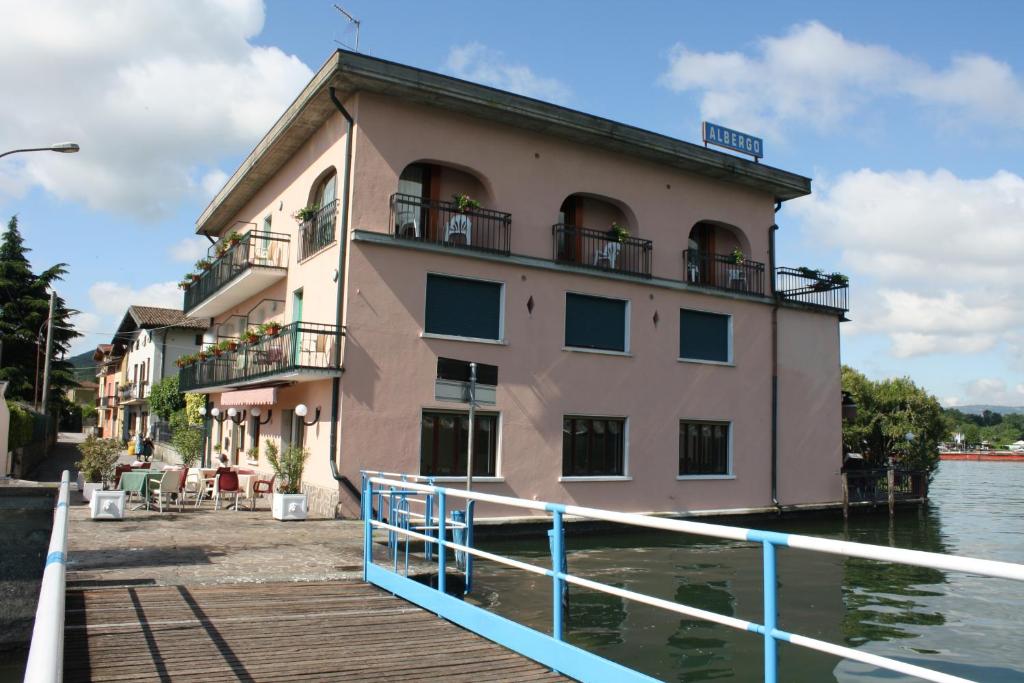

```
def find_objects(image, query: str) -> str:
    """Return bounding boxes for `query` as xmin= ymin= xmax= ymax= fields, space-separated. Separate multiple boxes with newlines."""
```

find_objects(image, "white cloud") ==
xmin=960 ymin=378 xmax=1024 ymax=406
xmin=169 ymin=237 xmax=210 ymax=264
xmin=0 ymin=0 xmax=312 ymax=221
xmin=660 ymin=21 xmax=1024 ymax=135
xmin=200 ymin=170 xmax=229 ymax=199
xmin=792 ymin=168 xmax=1024 ymax=358
xmin=88 ymin=281 xmax=181 ymax=316
xmin=445 ymin=43 xmax=571 ymax=104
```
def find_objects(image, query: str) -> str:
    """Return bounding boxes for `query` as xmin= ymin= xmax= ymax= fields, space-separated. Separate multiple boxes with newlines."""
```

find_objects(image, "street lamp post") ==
xmin=0 ymin=142 xmax=80 ymax=160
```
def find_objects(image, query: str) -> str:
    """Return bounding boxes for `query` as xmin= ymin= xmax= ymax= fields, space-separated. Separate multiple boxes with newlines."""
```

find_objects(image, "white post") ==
xmin=466 ymin=362 xmax=476 ymax=493
xmin=40 ymin=289 xmax=56 ymax=419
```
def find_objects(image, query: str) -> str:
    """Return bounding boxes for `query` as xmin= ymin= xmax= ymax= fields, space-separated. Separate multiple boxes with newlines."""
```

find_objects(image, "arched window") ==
xmin=311 ymin=169 xmax=337 ymax=209
xmin=299 ymin=168 xmax=339 ymax=259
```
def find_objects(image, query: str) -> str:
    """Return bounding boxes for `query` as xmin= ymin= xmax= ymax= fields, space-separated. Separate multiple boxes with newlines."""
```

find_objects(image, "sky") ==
xmin=1 ymin=0 xmax=1022 ymax=407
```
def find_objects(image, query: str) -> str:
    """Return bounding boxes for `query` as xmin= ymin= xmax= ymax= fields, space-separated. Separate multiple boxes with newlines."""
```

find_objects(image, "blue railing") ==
xmin=363 ymin=473 xmax=1024 ymax=683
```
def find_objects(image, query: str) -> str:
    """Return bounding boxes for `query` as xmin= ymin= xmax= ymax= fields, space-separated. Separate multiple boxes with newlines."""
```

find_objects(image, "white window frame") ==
xmin=678 ymin=307 xmax=734 ymax=366
xmin=418 ymin=407 xmax=504 ymax=482
xmin=558 ymin=413 xmax=631 ymax=481
xmin=676 ymin=418 xmax=735 ymax=480
xmin=562 ymin=290 xmax=631 ymax=355
xmin=422 ymin=271 xmax=506 ymax=344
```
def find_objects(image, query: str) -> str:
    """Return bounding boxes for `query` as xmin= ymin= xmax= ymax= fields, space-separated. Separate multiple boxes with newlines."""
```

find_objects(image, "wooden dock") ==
xmin=64 ymin=581 xmax=570 ymax=682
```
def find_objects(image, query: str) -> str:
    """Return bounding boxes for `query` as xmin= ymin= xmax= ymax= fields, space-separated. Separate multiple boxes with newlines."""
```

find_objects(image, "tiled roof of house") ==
xmin=127 ymin=306 xmax=209 ymax=330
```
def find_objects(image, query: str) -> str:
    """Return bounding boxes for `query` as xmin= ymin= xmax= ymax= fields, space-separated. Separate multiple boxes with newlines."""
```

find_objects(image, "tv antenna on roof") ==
xmin=333 ymin=4 xmax=361 ymax=52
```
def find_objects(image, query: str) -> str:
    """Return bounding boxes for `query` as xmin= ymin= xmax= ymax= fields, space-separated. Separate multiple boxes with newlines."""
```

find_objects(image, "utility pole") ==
xmin=40 ymin=289 xmax=56 ymax=418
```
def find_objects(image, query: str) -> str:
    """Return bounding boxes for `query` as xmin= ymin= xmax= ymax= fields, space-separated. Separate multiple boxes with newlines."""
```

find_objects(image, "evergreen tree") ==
xmin=0 ymin=215 xmax=81 ymax=408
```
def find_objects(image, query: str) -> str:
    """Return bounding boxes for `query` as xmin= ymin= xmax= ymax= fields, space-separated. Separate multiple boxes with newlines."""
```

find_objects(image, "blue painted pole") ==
xmin=437 ymin=490 xmax=447 ymax=595
xmin=762 ymin=541 xmax=777 ymax=683
xmin=551 ymin=509 xmax=564 ymax=641
xmin=362 ymin=477 xmax=372 ymax=582
xmin=424 ymin=493 xmax=433 ymax=562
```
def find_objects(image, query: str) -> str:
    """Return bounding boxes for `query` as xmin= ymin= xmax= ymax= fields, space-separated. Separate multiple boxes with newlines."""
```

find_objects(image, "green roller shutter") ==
xmin=565 ymin=293 xmax=627 ymax=352
xmin=679 ymin=309 xmax=730 ymax=362
xmin=425 ymin=275 xmax=502 ymax=340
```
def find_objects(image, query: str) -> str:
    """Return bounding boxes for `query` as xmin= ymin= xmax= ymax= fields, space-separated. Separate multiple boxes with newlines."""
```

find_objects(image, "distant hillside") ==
xmin=67 ymin=350 xmax=97 ymax=383
xmin=954 ymin=404 xmax=1024 ymax=416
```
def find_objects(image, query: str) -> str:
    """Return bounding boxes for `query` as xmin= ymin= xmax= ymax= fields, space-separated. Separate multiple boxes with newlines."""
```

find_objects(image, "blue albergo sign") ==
xmin=702 ymin=122 xmax=763 ymax=159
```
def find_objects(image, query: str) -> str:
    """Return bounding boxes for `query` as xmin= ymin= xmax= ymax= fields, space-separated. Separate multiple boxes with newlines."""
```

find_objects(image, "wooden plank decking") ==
xmin=64 ymin=581 xmax=571 ymax=682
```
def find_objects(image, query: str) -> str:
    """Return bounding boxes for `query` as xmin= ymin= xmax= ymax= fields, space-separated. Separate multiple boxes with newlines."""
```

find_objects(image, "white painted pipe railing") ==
xmin=24 ymin=470 xmax=70 ymax=683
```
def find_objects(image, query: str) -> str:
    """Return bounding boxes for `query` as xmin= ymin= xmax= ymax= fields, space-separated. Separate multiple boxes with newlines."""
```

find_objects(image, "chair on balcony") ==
xmin=594 ymin=241 xmax=621 ymax=269
xmin=396 ymin=212 xmax=420 ymax=239
xmin=727 ymin=268 xmax=748 ymax=292
xmin=444 ymin=213 xmax=471 ymax=246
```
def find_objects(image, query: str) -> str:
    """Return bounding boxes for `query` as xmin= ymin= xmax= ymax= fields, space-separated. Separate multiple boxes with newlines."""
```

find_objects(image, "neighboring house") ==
xmin=93 ymin=344 xmax=120 ymax=439
xmin=106 ymin=306 xmax=208 ymax=441
xmin=65 ymin=380 xmax=98 ymax=408
xmin=179 ymin=50 xmax=849 ymax=519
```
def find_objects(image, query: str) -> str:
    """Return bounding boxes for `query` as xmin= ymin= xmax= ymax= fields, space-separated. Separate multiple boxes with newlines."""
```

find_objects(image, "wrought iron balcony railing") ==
xmin=552 ymin=224 xmax=652 ymax=278
xmin=298 ymin=199 xmax=338 ymax=260
xmin=682 ymin=249 xmax=766 ymax=295
xmin=775 ymin=267 xmax=849 ymax=312
xmin=118 ymin=381 xmax=147 ymax=402
xmin=183 ymin=230 xmax=290 ymax=312
xmin=178 ymin=321 xmax=342 ymax=392
xmin=391 ymin=193 xmax=511 ymax=256
xmin=98 ymin=395 xmax=117 ymax=408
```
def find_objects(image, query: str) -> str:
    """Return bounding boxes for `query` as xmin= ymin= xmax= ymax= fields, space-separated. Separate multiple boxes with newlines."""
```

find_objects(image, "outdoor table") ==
xmin=119 ymin=470 xmax=163 ymax=510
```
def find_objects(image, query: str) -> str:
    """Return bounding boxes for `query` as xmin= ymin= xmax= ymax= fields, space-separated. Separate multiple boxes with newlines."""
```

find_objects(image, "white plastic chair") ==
xmin=150 ymin=469 xmax=183 ymax=512
xmin=727 ymin=268 xmax=748 ymax=291
xmin=444 ymin=213 xmax=472 ymax=245
xmin=594 ymin=241 xmax=621 ymax=269
xmin=397 ymin=212 xmax=420 ymax=238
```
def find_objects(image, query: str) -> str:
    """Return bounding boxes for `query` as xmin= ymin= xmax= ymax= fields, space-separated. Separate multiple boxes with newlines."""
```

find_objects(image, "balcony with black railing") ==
xmin=776 ymin=267 xmax=849 ymax=313
xmin=552 ymin=224 xmax=652 ymax=278
xmin=98 ymin=395 xmax=117 ymax=408
xmin=298 ymin=199 xmax=338 ymax=260
xmin=391 ymin=193 xmax=511 ymax=256
xmin=178 ymin=321 xmax=343 ymax=392
xmin=183 ymin=230 xmax=290 ymax=318
xmin=682 ymin=249 xmax=766 ymax=296
xmin=118 ymin=381 xmax=147 ymax=405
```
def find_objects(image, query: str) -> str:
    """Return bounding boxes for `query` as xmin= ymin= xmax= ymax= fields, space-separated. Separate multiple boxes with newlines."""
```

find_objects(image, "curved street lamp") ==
xmin=0 ymin=142 xmax=80 ymax=160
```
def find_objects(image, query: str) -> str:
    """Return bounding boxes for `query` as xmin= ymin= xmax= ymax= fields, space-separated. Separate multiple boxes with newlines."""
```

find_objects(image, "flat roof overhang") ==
xmin=185 ymin=266 xmax=287 ymax=319
xmin=188 ymin=369 xmax=341 ymax=395
xmin=196 ymin=50 xmax=812 ymax=236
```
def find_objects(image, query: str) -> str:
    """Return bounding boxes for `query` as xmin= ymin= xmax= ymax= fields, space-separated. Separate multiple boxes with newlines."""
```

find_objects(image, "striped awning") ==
xmin=219 ymin=387 xmax=277 ymax=406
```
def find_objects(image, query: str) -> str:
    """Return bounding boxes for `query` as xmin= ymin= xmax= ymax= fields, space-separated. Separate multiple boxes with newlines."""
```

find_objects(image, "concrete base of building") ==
xmin=303 ymin=481 xmax=341 ymax=519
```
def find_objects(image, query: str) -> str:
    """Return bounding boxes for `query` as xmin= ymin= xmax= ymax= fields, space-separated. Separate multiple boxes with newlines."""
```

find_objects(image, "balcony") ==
xmin=184 ymin=230 xmax=290 ymax=318
xmin=178 ymin=321 xmax=343 ymax=393
xmin=775 ymin=267 xmax=849 ymax=313
xmin=683 ymin=250 xmax=766 ymax=295
xmin=298 ymin=199 xmax=338 ymax=261
xmin=552 ymin=224 xmax=652 ymax=278
xmin=118 ymin=381 xmax=147 ymax=405
xmin=391 ymin=193 xmax=511 ymax=256
xmin=98 ymin=395 xmax=117 ymax=408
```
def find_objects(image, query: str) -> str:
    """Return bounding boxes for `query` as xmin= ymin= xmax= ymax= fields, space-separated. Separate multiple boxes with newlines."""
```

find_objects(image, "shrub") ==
xmin=149 ymin=376 xmax=184 ymax=420
xmin=76 ymin=435 xmax=122 ymax=483
xmin=8 ymin=403 xmax=35 ymax=450
xmin=265 ymin=440 xmax=307 ymax=494
xmin=170 ymin=419 xmax=203 ymax=469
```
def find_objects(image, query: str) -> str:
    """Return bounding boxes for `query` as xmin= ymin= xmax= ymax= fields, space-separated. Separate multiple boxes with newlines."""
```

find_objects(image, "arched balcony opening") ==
xmin=553 ymin=193 xmax=651 ymax=277
xmin=684 ymin=220 xmax=764 ymax=294
xmin=391 ymin=161 xmax=510 ymax=254
xmin=298 ymin=166 xmax=339 ymax=260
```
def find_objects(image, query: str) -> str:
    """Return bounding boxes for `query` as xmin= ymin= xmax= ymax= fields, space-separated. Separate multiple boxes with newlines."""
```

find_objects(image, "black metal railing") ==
xmin=845 ymin=468 xmax=927 ymax=504
xmin=298 ymin=199 xmax=338 ymax=260
xmin=552 ymin=224 xmax=652 ymax=277
xmin=184 ymin=230 xmax=290 ymax=312
xmin=775 ymin=267 xmax=849 ymax=312
xmin=178 ymin=321 xmax=342 ymax=392
xmin=98 ymin=395 xmax=116 ymax=408
xmin=118 ymin=381 xmax=147 ymax=402
xmin=682 ymin=249 xmax=765 ymax=295
xmin=391 ymin=193 xmax=511 ymax=256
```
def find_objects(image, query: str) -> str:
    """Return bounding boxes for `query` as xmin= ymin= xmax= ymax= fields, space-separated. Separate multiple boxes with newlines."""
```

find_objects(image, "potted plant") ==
xmin=75 ymin=435 xmax=121 ymax=502
xmin=451 ymin=193 xmax=480 ymax=213
xmin=242 ymin=327 xmax=261 ymax=345
xmin=197 ymin=349 xmax=209 ymax=362
xmin=797 ymin=266 xmax=823 ymax=279
xmin=827 ymin=272 xmax=849 ymax=286
xmin=177 ymin=279 xmax=192 ymax=290
xmin=210 ymin=342 xmax=224 ymax=357
xmin=293 ymin=204 xmax=320 ymax=223
xmin=608 ymin=222 xmax=630 ymax=243
xmin=246 ymin=446 xmax=259 ymax=465
xmin=266 ymin=441 xmax=309 ymax=521
xmin=226 ymin=231 xmax=243 ymax=246
xmin=260 ymin=321 xmax=283 ymax=337
xmin=224 ymin=339 xmax=239 ymax=353
xmin=194 ymin=258 xmax=212 ymax=271
xmin=731 ymin=248 xmax=745 ymax=265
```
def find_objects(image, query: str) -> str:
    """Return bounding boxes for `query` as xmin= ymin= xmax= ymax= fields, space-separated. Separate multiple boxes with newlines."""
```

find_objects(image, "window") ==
xmin=564 ymin=293 xmax=628 ymax=352
xmin=420 ymin=411 xmax=498 ymax=477
xmin=679 ymin=421 xmax=730 ymax=476
xmin=425 ymin=274 xmax=502 ymax=340
xmin=679 ymin=309 xmax=731 ymax=363
xmin=194 ymin=334 xmax=203 ymax=346
xmin=562 ymin=416 xmax=625 ymax=477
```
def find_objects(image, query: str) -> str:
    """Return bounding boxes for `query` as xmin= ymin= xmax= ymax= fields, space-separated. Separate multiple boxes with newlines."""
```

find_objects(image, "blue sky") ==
xmin=1 ymin=1 xmax=1022 ymax=406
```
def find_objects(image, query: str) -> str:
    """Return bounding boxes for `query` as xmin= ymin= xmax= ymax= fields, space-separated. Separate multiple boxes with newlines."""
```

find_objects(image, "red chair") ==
xmin=132 ymin=462 xmax=151 ymax=470
xmin=251 ymin=474 xmax=276 ymax=511
xmin=214 ymin=467 xmax=241 ymax=511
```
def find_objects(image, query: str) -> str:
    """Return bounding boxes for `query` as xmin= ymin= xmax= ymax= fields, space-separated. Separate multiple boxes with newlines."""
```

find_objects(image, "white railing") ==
xmin=24 ymin=470 xmax=70 ymax=683
xmin=365 ymin=474 xmax=1024 ymax=683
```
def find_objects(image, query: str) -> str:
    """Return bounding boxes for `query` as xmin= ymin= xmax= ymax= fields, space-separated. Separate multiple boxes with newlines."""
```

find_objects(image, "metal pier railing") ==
xmin=363 ymin=473 xmax=1024 ymax=683
xmin=24 ymin=470 xmax=71 ymax=683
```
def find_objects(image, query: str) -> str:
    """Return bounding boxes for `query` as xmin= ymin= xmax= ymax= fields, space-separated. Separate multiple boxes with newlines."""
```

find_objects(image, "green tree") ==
xmin=169 ymin=409 xmax=203 ymax=468
xmin=0 ymin=215 xmax=81 ymax=408
xmin=841 ymin=366 xmax=944 ymax=475
xmin=149 ymin=375 xmax=184 ymax=420
xmin=184 ymin=392 xmax=205 ymax=425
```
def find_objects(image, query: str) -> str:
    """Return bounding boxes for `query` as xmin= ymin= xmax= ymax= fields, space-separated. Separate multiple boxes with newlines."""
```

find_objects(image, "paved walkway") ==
xmin=28 ymin=431 xmax=87 ymax=482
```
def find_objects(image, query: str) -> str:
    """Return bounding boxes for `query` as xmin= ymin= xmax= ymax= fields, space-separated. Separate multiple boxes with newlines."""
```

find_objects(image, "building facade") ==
xmin=93 ymin=344 xmax=120 ymax=439
xmin=179 ymin=51 xmax=848 ymax=519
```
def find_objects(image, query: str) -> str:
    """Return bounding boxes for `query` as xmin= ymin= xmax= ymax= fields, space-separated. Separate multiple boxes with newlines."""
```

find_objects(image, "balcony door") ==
xmin=397 ymin=163 xmax=439 ymax=239
xmin=557 ymin=196 xmax=583 ymax=263
xmin=689 ymin=223 xmax=717 ymax=286
xmin=292 ymin=289 xmax=303 ymax=365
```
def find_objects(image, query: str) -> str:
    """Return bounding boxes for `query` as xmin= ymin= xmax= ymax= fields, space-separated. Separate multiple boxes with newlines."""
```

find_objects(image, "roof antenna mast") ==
xmin=333 ymin=4 xmax=361 ymax=52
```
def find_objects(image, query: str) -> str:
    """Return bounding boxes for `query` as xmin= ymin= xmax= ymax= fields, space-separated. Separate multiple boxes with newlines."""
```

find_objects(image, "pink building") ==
xmin=93 ymin=344 xmax=120 ymax=439
xmin=180 ymin=51 xmax=848 ymax=519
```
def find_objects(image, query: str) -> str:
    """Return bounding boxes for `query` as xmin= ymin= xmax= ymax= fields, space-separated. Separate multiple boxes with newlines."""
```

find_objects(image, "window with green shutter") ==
xmin=564 ymin=293 xmax=628 ymax=352
xmin=425 ymin=274 xmax=503 ymax=340
xmin=679 ymin=309 xmax=730 ymax=362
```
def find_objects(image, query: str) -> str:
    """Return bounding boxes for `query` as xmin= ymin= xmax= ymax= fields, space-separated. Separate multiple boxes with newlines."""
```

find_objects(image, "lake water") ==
xmin=468 ymin=461 xmax=1024 ymax=682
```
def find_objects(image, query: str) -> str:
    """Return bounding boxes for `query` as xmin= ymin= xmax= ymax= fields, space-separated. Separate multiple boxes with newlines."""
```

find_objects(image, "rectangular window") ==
xmin=420 ymin=411 xmax=498 ymax=477
xmin=679 ymin=309 xmax=731 ymax=363
xmin=425 ymin=274 xmax=502 ymax=340
xmin=562 ymin=416 xmax=625 ymax=477
xmin=564 ymin=293 xmax=628 ymax=352
xmin=679 ymin=421 xmax=730 ymax=475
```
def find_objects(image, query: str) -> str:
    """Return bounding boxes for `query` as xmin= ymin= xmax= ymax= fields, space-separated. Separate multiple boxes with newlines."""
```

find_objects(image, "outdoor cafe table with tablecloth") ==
xmin=188 ymin=468 xmax=257 ymax=505
xmin=118 ymin=470 xmax=164 ymax=509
